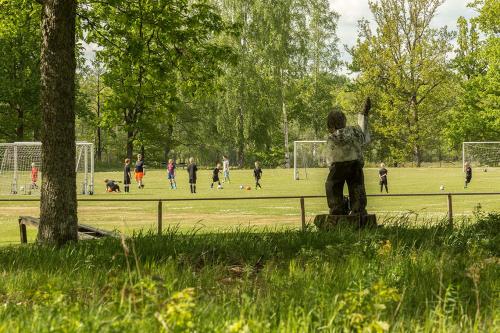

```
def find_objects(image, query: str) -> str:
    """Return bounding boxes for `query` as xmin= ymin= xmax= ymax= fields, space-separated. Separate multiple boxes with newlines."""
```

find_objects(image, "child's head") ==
xmin=168 ymin=159 xmax=173 ymax=164
xmin=217 ymin=163 xmax=221 ymax=168
xmin=255 ymin=161 xmax=259 ymax=167
xmin=137 ymin=154 xmax=142 ymax=160
xmin=380 ymin=163 xmax=385 ymax=168
xmin=223 ymin=155 xmax=227 ymax=160
xmin=189 ymin=157 xmax=195 ymax=164
xmin=31 ymin=162 xmax=36 ymax=168
xmin=104 ymin=179 xmax=109 ymax=183
xmin=125 ymin=158 xmax=130 ymax=165
xmin=327 ymin=107 xmax=346 ymax=132
xmin=465 ymin=162 xmax=470 ymax=167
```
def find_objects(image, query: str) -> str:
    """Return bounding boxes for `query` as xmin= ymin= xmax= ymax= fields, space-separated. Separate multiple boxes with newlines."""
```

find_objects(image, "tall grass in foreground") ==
xmin=0 ymin=213 xmax=498 ymax=332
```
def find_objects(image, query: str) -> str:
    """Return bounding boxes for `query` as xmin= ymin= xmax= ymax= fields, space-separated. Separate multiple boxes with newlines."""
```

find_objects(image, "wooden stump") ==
xmin=314 ymin=214 xmax=377 ymax=230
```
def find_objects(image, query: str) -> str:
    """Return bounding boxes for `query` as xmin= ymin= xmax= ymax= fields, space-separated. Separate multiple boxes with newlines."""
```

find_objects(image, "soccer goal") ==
xmin=293 ymin=140 xmax=327 ymax=180
xmin=0 ymin=142 xmax=94 ymax=195
xmin=462 ymin=142 xmax=500 ymax=170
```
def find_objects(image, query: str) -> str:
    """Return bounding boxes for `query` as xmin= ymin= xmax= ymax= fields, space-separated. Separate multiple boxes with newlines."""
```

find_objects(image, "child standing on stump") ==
xmin=325 ymin=98 xmax=371 ymax=216
xmin=464 ymin=162 xmax=472 ymax=188
xmin=254 ymin=161 xmax=262 ymax=189
xmin=187 ymin=157 xmax=198 ymax=193
xmin=379 ymin=163 xmax=388 ymax=193
xmin=124 ymin=158 xmax=131 ymax=193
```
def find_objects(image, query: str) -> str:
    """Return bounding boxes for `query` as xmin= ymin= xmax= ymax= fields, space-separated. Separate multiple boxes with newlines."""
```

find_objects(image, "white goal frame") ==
xmin=293 ymin=140 xmax=327 ymax=180
xmin=0 ymin=141 xmax=94 ymax=195
xmin=462 ymin=141 xmax=500 ymax=171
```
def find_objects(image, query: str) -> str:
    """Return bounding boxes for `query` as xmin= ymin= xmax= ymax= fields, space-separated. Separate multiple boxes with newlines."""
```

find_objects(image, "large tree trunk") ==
xmin=411 ymin=94 xmax=422 ymax=167
xmin=282 ymin=99 xmax=290 ymax=169
xmin=37 ymin=0 xmax=78 ymax=245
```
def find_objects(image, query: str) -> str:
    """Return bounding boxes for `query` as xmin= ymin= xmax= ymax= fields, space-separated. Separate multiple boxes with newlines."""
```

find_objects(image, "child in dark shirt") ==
xmin=187 ymin=157 xmax=198 ymax=194
xmin=464 ymin=162 xmax=472 ymax=188
xmin=104 ymin=179 xmax=121 ymax=192
xmin=211 ymin=163 xmax=222 ymax=189
xmin=124 ymin=158 xmax=131 ymax=193
xmin=254 ymin=161 xmax=262 ymax=189
xmin=378 ymin=163 xmax=388 ymax=193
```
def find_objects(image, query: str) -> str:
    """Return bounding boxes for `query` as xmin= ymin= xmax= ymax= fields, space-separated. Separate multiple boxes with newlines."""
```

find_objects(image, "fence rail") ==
xmin=2 ymin=192 xmax=500 ymax=236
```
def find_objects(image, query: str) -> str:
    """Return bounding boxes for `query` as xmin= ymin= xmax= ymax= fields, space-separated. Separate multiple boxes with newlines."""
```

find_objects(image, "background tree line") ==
xmin=1 ymin=0 xmax=498 ymax=168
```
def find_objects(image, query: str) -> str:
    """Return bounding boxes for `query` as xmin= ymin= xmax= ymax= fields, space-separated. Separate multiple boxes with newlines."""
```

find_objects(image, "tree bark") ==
xmin=96 ymin=70 xmax=102 ymax=162
xmin=37 ymin=0 xmax=78 ymax=245
xmin=237 ymin=106 xmax=244 ymax=168
xmin=126 ymin=130 xmax=134 ymax=159
xmin=16 ymin=105 xmax=24 ymax=141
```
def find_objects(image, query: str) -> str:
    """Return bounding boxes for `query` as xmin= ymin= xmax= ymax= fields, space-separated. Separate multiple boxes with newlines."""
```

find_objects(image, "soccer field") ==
xmin=1 ymin=167 xmax=499 ymax=245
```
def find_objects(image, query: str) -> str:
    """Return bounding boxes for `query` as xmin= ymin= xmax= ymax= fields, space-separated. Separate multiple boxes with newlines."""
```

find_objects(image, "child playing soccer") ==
xmin=379 ymin=163 xmax=388 ymax=193
xmin=167 ymin=159 xmax=177 ymax=189
xmin=187 ymin=157 xmax=198 ymax=193
xmin=211 ymin=163 xmax=222 ymax=189
xmin=254 ymin=161 xmax=262 ymax=189
xmin=464 ymin=162 xmax=472 ymax=188
xmin=135 ymin=154 xmax=145 ymax=189
xmin=30 ymin=162 xmax=39 ymax=189
xmin=124 ymin=158 xmax=131 ymax=193
xmin=104 ymin=179 xmax=121 ymax=192
xmin=222 ymin=155 xmax=230 ymax=183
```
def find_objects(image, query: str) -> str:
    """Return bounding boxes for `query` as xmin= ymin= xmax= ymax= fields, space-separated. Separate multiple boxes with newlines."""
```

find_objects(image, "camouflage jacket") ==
xmin=326 ymin=114 xmax=370 ymax=164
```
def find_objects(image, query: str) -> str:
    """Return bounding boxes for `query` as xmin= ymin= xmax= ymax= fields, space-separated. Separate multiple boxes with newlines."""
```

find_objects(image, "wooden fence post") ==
xmin=300 ymin=197 xmax=306 ymax=231
xmin=19 ymin=218 xmax=27 ymax=244
xmin=158 ymin=200 xmax=163 ymax=235
xmin=447 ymin=194 xmax=453 ymax=227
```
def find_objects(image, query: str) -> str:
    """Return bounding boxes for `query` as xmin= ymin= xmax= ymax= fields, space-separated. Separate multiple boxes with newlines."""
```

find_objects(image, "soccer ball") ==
xmin=440 ymin=185 xmax=445 ymax=191
xmin=239 ymin=185 xmax=244 ymax=190
xmin=217 ymin=184 xmax=223 ymax=189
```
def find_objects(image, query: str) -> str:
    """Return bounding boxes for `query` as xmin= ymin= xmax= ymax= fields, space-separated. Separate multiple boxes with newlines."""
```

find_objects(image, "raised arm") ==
xmin=358 ymin=97 xmax=371 ymax=144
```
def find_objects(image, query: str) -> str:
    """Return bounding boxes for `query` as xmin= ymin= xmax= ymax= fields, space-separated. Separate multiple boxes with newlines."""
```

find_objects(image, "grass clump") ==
xmin=0 ymin=214 xmax=498 ymax=332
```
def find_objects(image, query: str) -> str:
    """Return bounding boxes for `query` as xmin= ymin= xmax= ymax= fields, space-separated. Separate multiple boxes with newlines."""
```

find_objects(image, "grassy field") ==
xmin=0 ymin=213 xmax=498 ymax=332
xmin=1 ymin=167 xmax=500 ymax=245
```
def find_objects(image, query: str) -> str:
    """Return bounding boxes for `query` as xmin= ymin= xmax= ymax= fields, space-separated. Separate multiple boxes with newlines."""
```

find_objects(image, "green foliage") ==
xmin=349 ymin=0 xmax=455 ymax=165
xmin=0 ymin=0 xmax=41 ymax=141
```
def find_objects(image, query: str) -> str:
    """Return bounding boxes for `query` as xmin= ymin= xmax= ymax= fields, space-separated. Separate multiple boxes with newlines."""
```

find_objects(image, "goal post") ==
xmin=293 ymin=140 xmax=327 ymax=180
xmin=462 ymin=141 xmax=500 ymax=171
xmin=0 ymin=141 xmax=94 ymax=195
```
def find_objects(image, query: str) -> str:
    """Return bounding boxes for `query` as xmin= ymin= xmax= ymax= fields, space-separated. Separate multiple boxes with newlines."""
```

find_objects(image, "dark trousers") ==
xmin=380 ymin=180 xmax=388 ymax=193
xmin=325 ymin=160 xmax=367 ymax=215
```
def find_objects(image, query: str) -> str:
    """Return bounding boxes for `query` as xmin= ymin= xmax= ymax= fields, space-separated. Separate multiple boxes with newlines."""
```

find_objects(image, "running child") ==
xmin=135 ymin=154 xmax=145 ymax=189
xmin=124 ymin=158 xmax=131 ymax=193
xmin=222 ymin=155 xmax=230 ymax=183
xmin=187 ymin=157 xmax=198 ymax=193
xmin=464 ymin=162 xmax=472 ymax=188
xmin=254 ymin=161 xmax=262 ymax=189
xmin=211 ymin=163 xmax=222 ymax=189
xmin=31 ymin=162 xmax=39 ymax=189
xmin=379 ymin=163 xmax=388 ymax=193
xmin=167 ymin=159 xmax=177 ymax=189
xmin=104 ymin=179 xmax=121 ymax=192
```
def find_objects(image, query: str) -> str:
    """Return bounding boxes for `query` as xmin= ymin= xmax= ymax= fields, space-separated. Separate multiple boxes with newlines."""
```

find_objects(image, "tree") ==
xmin=36 ymin=0 xmax=78 ymax=245
xmin=0 ymin=1 xmax=41 ymax=141
xmin=82 ymin=0 xmax=234 ymax=159
xmin=350 ymin=0 xmax=454 ymax=165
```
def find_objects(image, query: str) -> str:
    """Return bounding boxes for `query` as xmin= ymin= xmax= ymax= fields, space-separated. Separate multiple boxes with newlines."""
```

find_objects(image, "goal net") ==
xmin=0 ymin=142 xmax=94 ymax=195
xmin=462 ymin=142 xmax=500 ymax=170
xmin=293 ymin=140 xmax=327 ymax=180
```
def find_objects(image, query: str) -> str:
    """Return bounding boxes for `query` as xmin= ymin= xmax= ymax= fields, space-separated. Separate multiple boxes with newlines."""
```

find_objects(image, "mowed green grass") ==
xmin=1 ymin=167 xmax=499 ymax=244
